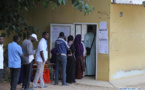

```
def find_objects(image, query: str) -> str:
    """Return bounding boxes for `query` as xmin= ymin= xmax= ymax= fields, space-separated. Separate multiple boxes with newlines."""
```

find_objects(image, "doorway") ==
xmin=74 ymin=23 xmax=98 ymax=80
xmin=50 ymin=23 xmax=98 ymax=80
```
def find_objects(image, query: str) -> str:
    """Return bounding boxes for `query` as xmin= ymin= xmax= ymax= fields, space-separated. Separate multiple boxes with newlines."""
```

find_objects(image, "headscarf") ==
xmin=51 ymin=48 xmax=56 ymax=55
xmin=68 ymin=35 xmax=74 ymax=46
xmin=50 ymin=48 xmax=57 ymax=63
xmin=74 ymin=34 xmax=84 ymax=58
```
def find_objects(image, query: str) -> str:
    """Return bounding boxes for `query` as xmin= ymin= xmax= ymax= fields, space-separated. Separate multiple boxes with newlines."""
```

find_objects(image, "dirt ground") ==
xmin=0 ymin=83 xmax=118 ymax=90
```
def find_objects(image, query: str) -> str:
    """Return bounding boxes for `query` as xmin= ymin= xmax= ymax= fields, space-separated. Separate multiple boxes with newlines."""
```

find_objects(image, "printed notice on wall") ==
xmin=100 ymin=21 xmax=107 ymax=29
xmin=75 ymin=25 xmax=82 ymax=35
xmin=51 ymin=27 xmax=70 ymax=42
xmin=98 ymin=29 xmax=108 ymax=54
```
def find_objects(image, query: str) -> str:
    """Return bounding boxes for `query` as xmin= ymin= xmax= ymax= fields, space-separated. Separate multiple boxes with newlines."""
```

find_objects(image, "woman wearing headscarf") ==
xmin=74 ymin=34 xmax=84 ymax=79
xmin=66 ymin=35 xmax=76 ymax=83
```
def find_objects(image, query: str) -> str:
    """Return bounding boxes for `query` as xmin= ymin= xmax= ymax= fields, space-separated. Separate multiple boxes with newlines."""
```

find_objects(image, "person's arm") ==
xmin=27 ymin=42 xmax=36 ymax=55
xmin=18 ymin=46 xmax=23 ymax=57
xmin=40 ymin=51 xmax=45 ymax=62
xmin=84 ymin=34 xmax=89 ymax=47
xmin=39 ymin=41 xmax=45 ymax=62
xmin=64 ymin=41 xmax=70 ymax=49
xmin=21 ymin=54 xmax=24 ymax=57
xmin=82 ymin=42 xmax=86 ymax=56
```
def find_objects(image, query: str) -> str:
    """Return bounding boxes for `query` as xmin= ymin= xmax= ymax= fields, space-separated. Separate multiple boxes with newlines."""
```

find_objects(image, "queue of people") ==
xmin=0 ymin=25 xmax=96 ymax=90
xmin=52 ymin=32 xmax=86 ymax=86
xmin=7 ymin=32 xmax=49 ymax=90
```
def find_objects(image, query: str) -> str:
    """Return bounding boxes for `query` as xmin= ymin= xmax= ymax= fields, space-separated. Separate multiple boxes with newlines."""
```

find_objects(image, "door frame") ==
xmin=73 ymin=22 xmax=98 ymax=80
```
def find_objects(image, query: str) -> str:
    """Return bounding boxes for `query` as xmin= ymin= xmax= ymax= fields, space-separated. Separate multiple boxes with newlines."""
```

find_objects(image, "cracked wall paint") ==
xmin=112 ymin=70 xmax=145 ymax=79
xmin=110 ymin=4 xmax=145 ymax=80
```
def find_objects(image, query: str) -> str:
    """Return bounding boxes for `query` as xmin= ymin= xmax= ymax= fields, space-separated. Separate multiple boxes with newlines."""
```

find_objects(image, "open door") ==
xmin=74 ymin=23 xmax=98 ymax=80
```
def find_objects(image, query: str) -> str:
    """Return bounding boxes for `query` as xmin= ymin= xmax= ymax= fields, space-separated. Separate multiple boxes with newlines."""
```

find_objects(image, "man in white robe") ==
xmin=84 ymin=26 xmax=96 ymax=75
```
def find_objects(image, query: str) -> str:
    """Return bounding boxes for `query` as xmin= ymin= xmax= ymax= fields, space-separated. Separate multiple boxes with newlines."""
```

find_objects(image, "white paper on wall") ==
xmin=98 ymin=29 xmax=108 ymax=54
xmin=99 ymin=39 xmax=108 ymax=54
xmin=100 ymin=21 xmax=107 ymax=29
xmin=51 ymin=27 xmax=70 ymax=42
xmin=76 ymin=25 xmax=82 ymax=35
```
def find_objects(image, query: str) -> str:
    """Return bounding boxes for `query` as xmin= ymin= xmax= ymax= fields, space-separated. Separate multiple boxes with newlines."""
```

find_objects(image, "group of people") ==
xmin=0 ymin=32 xmax=49 ymax=90
xmin=0 ymin=26 xmax=96 ymax=90
xmin=53 ymin=32 xmax=85 ymax=86
xmin=52 ymin=26 xmax=96 ymax=85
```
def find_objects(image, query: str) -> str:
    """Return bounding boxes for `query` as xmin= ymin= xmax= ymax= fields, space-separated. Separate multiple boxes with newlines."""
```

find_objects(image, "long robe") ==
xmin=75 ymin=55 xmax=84 ymax=79
xmin=74 ymin=35 xmax=84 ymax=79
xmin=66 ymin=44 xmax=76 ymax=83
xmin=84 ymin=32 xmax=96 ymax=75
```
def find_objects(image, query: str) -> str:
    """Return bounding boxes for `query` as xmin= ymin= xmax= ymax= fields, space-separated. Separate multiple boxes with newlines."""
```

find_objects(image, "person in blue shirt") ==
xmin=8 ymin=35 xmax=23 ymax=90
xmin=55 ymin=32 xmax=69 ymax=86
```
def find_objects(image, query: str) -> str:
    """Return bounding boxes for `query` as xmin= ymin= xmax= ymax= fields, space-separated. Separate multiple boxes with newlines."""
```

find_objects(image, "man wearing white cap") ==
xmin=22 ymin=34 xmax=38 ymax=90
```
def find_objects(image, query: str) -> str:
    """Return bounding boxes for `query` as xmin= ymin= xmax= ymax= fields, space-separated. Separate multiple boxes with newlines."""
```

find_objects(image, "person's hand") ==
xmin=35 ymin=49 xmax=37 ymax=52
xmin=45 ymin=61 xmax=48 ymax=64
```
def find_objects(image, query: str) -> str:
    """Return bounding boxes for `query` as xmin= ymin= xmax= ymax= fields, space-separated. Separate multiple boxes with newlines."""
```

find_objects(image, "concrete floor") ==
xmin=0 ymin=75 xmax=145 ymax=90
xmin=0 ymin=83 xmax=117 ymax=90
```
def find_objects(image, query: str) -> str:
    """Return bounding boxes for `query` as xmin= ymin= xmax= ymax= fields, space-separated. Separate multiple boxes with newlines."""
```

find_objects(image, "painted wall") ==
xmin=110 ymin=4 xmax=145 ymax=80
xmin=30 ymin=0 xmax=110 ymax=81
xmin=0 ymin=0 xmax=110 ymax=81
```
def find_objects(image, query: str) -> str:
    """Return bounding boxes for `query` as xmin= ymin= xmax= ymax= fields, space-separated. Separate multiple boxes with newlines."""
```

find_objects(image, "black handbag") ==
xmin=86 ymin=47 xmax=91 ymax=55
xmin=86 ymin=33 xmax=96 ymax=56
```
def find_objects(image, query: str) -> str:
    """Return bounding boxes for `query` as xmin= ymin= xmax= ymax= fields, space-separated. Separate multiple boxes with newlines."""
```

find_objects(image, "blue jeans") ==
xmin=55 ymin=55 xmax=67 ymax=85
xmin=0 ymin=69 xmax=2 ymax=80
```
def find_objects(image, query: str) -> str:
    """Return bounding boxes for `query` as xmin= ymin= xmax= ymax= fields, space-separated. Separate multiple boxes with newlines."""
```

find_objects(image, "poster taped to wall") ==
xmin=100 ymin=21 xmax=107 ymax=29
xmin=75 ymin=24 xmax=82 ymax=35
xmin=51 ymin=26 xmax=70 ymax=42
xmin=98 ymin=29 xmax=108 ymax=54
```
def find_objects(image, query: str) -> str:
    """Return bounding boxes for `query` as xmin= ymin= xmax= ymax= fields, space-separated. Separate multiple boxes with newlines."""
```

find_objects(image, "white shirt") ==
xmin=36 ymin=38 xmax=48 ymax=62
xmin=81 ymin=42 xmax=86 ymax=56
xmin=0 ymin=45 xmax=4 ymax=69
xmin=29 ymin=55 xmax=34 ymax=63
